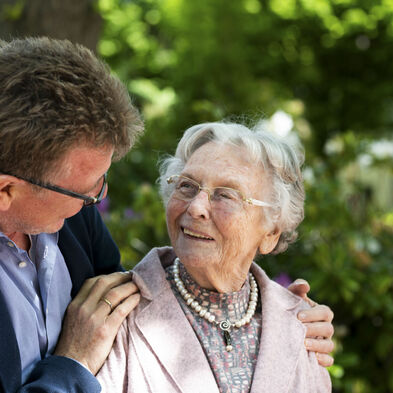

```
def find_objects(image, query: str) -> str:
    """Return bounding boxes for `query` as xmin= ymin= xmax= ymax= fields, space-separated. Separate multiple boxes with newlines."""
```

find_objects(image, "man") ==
xmin=0 ymin=37 xmax=143 ymax=392
xmin=0 ymin=37 xmax=333 ymax=393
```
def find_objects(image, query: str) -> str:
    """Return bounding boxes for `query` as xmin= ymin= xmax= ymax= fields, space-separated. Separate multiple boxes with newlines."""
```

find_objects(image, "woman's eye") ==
xmin=216 ymin=189 xmax=236 ymax=200
xmin=178 ymin=181 xmax=194 ymax=189
xmin=177 ymin=181 xmax=199 ymax=195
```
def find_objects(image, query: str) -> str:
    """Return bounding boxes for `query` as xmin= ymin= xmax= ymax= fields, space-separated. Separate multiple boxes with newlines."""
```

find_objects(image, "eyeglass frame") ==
xmin=0 ymin=171 xmax=108 ymax=206
xmin=166 ymin=174 xmax=272 ymax=208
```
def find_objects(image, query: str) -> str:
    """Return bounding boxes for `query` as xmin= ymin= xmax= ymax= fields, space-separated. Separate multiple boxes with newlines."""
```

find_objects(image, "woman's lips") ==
xmin=182 ymin=227 xmax=214 ymax=240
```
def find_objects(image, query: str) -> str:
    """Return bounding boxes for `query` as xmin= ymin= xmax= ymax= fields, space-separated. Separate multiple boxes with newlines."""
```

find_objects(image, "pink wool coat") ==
xmin=97 ymin=247 xmax=331 ymax=393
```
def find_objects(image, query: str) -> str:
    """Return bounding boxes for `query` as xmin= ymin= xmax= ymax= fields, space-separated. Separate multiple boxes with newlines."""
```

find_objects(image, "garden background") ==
xmin=1 ymin=0 xmax=392 ymax=391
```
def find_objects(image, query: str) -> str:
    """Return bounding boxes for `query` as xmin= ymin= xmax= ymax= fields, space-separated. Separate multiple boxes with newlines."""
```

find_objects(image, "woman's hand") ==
xmin=287 ymin=279 xmax=335 ymax=367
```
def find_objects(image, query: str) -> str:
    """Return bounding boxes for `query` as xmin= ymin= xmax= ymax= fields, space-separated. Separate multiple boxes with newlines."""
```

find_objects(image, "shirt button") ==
xmin=7 ymin=242 xmax=14 ymax=247
xmin=18 ymin=261 xmax=27 ymax=268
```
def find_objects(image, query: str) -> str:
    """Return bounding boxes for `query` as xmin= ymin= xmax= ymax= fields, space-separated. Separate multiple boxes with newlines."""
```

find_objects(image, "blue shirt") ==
xmin=0 ymin=232 xmax=72 ymax=383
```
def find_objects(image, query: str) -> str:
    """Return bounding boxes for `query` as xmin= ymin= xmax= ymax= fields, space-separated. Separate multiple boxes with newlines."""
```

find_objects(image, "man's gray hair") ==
xmin=158 ymin=121 xmax=305 ymax=255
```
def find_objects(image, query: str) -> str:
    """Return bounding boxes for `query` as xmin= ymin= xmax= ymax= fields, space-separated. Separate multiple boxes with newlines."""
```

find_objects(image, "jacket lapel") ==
xmin=133 ymin=248 xmax=219 ymax=393
xmin=58 ymin=219 xmax=94 ymax=298
xmin=250 ymin=265 xmax=306 ymax=393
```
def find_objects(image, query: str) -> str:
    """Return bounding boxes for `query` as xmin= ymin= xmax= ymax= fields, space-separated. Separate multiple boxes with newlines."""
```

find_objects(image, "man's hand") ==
xmin=288 ymin=279 xmax=335 ymax=367
xmin=54 ymin=271 xmax=140 ymax=375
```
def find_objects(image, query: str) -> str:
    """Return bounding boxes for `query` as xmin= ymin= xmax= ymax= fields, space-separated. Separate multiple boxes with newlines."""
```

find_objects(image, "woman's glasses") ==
xmin=167 ymin=175 xmax=272 ymax=212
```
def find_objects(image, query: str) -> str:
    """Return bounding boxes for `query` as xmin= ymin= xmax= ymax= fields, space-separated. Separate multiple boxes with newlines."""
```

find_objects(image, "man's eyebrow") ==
xmin=79 ymin=175 xmax=103 ymax=194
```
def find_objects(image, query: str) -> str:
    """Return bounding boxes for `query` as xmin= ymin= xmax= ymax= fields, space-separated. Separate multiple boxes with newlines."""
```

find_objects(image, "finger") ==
xmin=287 ymin=279 xmax=310 ymax=299
xmin=96 ymin=281 xmax=140 ymax=317
xmin=100 ymin=297 xmax=113 ymax=312
xmin=105 ymin=292 xmax=141 ymax=328
xmin=72 ymin=272 xmax=133 ymax=306
xmin=305 ymin=338 xmax=335 ymax=354
xmin=71 ymin=276 xmax=105 ymax=306
xmin=304 ymin=296 xmax=318 ymax=307
xmin=298 ymin=304 xmax=334 ymax=323
xmin=304 ymin=322 xmax=334 ymax=339
xmin=81 ymin=272 xmax=134 ymax=304
xmin=315 ymin=353 xmax=334 ymax=368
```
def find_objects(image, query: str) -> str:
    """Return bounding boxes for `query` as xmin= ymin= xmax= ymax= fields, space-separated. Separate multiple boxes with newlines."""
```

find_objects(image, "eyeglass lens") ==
xmin=171 ymin=176 xmax=244 ymax=210
xmin=84 ymin=173 xmax=108 ymax=206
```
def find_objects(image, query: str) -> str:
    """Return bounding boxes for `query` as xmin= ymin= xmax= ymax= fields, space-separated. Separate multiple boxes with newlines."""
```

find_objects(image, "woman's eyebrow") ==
xmin=181 ymin=172 xmax=242 ymax=190
xmin=179 ymin=172 xmax=195 ymax=180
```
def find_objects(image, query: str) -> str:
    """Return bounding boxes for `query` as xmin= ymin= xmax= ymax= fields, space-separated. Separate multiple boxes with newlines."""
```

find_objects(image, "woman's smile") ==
xmin=182 ymin=226 xmax=214 ymax=241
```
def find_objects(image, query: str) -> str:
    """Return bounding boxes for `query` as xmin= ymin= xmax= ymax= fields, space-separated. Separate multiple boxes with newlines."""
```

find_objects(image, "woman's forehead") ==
xmin=182 ymin=142 xmax=265 ymax=188
xmin=186 ymin=142 xmax=251 ymax=167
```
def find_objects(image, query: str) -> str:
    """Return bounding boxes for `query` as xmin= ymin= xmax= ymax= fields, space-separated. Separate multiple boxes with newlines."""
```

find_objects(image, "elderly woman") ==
xmin=98 ymin=122 xmax=332 ymax=392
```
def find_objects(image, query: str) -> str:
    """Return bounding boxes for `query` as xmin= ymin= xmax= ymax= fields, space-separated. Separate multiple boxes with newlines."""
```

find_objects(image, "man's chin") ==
xmin=48 ymin=220 xmax=66 ymax=233
xmin=28 ymin=220 xmax=65 ymax=235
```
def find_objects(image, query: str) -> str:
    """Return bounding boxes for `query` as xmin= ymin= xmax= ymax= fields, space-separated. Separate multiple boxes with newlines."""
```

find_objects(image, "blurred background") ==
xmin=1 ymin=0 xmax=392 ymax=391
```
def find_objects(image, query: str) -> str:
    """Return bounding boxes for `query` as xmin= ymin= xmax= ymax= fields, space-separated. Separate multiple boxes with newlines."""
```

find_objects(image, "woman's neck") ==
xmin=183 ymin=262 xmax=249 ymax=293
xmin=175 ymin=262 xmax=251 ymax=321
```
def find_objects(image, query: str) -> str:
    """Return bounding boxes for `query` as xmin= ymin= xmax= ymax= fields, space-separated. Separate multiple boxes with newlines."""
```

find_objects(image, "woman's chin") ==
xmin=176 ymin=253 xmax=215 ymax=270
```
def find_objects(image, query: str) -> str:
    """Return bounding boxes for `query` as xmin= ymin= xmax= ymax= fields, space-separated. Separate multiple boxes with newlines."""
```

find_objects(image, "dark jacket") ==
xmin=0 ymin=206 xmax=122 ymax=393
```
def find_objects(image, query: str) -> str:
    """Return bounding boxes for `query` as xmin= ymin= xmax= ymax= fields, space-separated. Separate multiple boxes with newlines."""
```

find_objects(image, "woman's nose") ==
xmin=187 ymin=189 xmax=211 ymax=219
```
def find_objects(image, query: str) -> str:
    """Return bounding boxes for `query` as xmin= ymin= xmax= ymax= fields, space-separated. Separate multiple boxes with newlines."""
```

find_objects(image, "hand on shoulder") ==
xmin=54 ymin=271 xmax=140 ymax=375
xmin=288 ymin=279 xmax=335 ymax=368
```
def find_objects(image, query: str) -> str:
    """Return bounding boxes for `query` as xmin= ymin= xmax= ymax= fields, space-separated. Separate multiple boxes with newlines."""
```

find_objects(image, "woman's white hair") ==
xmin=158 ymin=121 xmax=305 ymax=255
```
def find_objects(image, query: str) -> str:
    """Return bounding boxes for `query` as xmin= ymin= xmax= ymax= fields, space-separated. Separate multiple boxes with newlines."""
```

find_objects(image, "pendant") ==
xmin=219 ymin=320 xmax=233 ymax=352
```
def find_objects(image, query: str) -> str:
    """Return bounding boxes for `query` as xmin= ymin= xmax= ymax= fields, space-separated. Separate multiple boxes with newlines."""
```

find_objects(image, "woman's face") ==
xmin=166 ymin=142 xmax=279 ymax=282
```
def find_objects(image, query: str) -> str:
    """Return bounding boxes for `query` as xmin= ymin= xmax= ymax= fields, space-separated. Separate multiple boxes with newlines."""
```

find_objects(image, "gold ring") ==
xmin=101 ymin=297 xmax=113 ymax=311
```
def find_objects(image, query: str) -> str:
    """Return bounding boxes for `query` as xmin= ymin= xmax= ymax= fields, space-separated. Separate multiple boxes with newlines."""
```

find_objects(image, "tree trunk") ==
xmin=0 ymin=0 xmax=101 ymax=51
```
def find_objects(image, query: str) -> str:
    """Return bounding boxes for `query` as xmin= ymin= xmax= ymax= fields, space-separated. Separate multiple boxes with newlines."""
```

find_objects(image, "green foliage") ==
xmin=0 ymin=0 xmax=25 ymax=21
xmin=97 ymin=1 xmax=393 ymax=391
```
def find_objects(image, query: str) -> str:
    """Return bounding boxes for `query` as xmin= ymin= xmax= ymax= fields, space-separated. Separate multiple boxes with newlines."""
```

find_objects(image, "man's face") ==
xmin=6 ymin=145 xmax=113 ymax=235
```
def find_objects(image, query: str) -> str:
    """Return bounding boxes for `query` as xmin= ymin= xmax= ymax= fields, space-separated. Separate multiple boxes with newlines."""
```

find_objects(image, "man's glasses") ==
xmin=167 ymin=175 xmax=272 ymax=212
xmin=1 ymin=171 xmax=108 ymax=206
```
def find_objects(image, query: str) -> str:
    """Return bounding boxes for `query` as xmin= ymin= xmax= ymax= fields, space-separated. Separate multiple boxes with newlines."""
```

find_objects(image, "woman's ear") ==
xmin=0 ymin=175 xmax=21 ymax=211
xmin=259 ymin=227 xmax=281 ymax=255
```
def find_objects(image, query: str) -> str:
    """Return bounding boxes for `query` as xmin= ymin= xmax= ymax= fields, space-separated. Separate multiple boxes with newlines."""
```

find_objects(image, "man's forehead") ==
xmin=49 ymin=145 xmax=114 ymax=181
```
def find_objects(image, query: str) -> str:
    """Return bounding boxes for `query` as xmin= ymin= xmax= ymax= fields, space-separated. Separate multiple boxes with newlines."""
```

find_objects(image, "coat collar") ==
xmin=132 ymin=247 xmax=307 ymax=393
xmin=132 ymin=247 xmax=219 ymax=393
xmin=249 ymin=264 xmax=307 ymax=392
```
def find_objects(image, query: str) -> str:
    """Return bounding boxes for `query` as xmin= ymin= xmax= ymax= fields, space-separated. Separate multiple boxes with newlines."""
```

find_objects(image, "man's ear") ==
xmin=259 ymin=227 xmax=281 ymax=255
xmin=0 ymin=175 xmax=21 ymax=211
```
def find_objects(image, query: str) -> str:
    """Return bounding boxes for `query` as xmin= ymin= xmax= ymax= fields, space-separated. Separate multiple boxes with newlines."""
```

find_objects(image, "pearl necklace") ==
xmin=173 ymin=258 xmax=258 ymax=352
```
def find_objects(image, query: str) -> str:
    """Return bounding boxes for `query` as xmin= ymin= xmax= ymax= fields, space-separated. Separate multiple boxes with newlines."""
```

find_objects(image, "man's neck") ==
xmin=5 ymin=232 xmax=31 ymax=251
